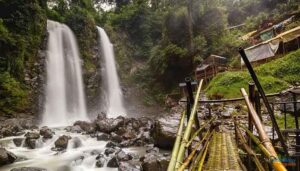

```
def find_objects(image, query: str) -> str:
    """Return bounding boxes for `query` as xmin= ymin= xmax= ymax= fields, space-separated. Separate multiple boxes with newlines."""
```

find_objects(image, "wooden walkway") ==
xmin=205 ymin=132 xmax=243 ymax=171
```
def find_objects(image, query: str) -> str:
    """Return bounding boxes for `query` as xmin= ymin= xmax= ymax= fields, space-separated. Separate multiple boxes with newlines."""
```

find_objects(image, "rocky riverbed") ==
xmin=0 ymin=112 xmax=178 ymax=171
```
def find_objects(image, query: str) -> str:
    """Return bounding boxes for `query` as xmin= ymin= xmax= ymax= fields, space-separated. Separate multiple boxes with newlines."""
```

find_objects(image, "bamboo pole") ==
xmin=240 ymin=88 xmax=287 ymax=171
xmin=197 ymin=140 xmax=210 ymax=171
xmin=190 ymin=132 xmax=214 ymax=171
xmin=175 ymin=79 xmax=204 ymax=169
xmin=186 ymin=117 xmax=215 ymax=148
xmin=178 ymin=130 xmax=212 ymax=171
xmin=239 ymin=124 xmax=272 ymax=158
xmin=167 ymin=111 xmax=186 ymax=171
xmin=234 ymin=121 xmax=265 ymax=171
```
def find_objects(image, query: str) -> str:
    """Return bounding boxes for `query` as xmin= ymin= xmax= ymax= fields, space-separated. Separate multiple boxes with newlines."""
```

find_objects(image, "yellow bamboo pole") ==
xmin=178 ymin=130 xmax=212 ymax=171
xmin=175 ymin=79 xmax=204 ymax=169
xmin=197 ymin=140 xmax=210 ymax=171
xmin=235 ymin=121 xmax=265 ymax=171
xmin=241 ymin=88 xmax=287 ymax=171
xmin=167 ymin=111 xmax=186 ymax=171
xmin=186 ymin=116 xmax=215 ymax=148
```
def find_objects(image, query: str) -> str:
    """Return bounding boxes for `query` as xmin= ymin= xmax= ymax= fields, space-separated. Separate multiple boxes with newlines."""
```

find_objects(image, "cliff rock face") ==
xmin=84 ymin=39 xmax=103 ymax=117
xmin=24 ymin=31 xmax=48 ymax=118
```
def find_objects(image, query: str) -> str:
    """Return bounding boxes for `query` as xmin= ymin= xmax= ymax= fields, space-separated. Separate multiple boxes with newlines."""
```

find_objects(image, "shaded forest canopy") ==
xmin=0 ymin=0 xmax=299 ymax=115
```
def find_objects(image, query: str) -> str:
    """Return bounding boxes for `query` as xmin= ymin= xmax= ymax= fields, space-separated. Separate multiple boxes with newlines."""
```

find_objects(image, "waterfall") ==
xmin=97 ymin=27 xmax=126 ymax=117
xmin=42 ymin=20 xmax=88 ymax=127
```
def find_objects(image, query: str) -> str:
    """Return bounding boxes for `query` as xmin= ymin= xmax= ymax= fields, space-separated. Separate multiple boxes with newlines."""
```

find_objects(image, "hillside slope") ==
xmin=205 ymin=49 xmax=300 ymax=99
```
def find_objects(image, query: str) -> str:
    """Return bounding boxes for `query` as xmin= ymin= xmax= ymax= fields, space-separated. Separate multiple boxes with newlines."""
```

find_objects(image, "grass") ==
xmin=205 ymin=49 xmax=300 ymax=99
xmin=275 ymin=114 xmax=300 ymax=129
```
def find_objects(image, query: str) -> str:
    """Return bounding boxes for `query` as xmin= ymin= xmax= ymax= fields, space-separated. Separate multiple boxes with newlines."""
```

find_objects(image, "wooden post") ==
xmin=239 ymin=48 xmax=288 ymax=155
xmin=241 ymin=88 xmax=287 ymax=171
xmin=247 ymin=82 xmax=255 ymax=170
xmin=255 ymin=90 xmax=262 ymax=120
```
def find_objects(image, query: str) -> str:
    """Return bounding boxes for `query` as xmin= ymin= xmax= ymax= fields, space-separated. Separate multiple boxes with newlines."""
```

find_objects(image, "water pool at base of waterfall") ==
xmin=0 ymin=128 xmax=146 ymax=171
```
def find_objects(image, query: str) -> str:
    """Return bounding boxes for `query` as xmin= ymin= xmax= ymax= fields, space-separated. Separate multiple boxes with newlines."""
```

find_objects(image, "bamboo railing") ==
xmin=241 ymin=88 xmax=287 ymax=171
xmin=175 ymin=79 xmax=204 ymax=169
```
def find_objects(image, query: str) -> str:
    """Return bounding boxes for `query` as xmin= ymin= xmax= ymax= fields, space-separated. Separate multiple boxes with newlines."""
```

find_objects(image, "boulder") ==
xmin=104 ymin=148 xmax=116 ymax=156
xmin=13 ymin=138 xmax=23 ymax=147
xmin=95 ymin=154 xmax=106 ymax=168
xmin=24 ymin=139 xmax=37 ymax=149
xmin=54 ymin=135 xmax=71 ymax=150
xmin=24 ymin=131 xmax=40 ymax=149
xmin=39 ymin=127 xmax=54 ymax=139
xmin=151 ymin=115 xmax=179 ymax=149
xmin=95 ymin=117 xmax=124 ymax=133
xmin=73 ymin=121 xmax=96 ymax=134
xmin=116 ymin=150 xmax=133 ymax=161
xmin=107 ymin=156 xmax=119 ymax=168
xmin=97 ymin=133 xmax=111 ymax=141
xmin=111 ymin=133 xmax=122 ymax=143
xmin=25 ymin=132 xmax=40 ymax=139
xmin=10 ymin=167 xmax=47 ymax=171
xmin=119 ymin=161 xmax=140 ymax=171
xmin=105 ymin=141 xmax=120 ymax=148
xmin=141 ymin=153 xmax=169 ymax=171
xmin=0 ymin=148 xmax=17 ymax=166
xmin=65 ymin=125 xmax=82 ymax=133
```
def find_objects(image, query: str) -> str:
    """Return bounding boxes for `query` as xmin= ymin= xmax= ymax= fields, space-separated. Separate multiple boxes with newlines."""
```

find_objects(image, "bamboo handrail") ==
xmin=197 ymin=140 xmax=210 ymax=171
xmin=186 ymin=117 xmax=215 ymax=148
xmin=178 ymin=130 xmax=213 ymax=171
xmin=175 ymin=79 xmax=204 ymax=169
xmin=167 ymin=111 xmax=186 ymax=171
xmin=235 ymin=121 xmax=265 ymax=171
xmin=241 ymin=88 xmax=287 ymax=171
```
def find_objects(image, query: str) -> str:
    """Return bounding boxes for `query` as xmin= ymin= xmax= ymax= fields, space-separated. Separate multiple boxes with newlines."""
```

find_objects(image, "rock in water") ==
xmin=73 ymin=121 xmax=96 ymax=134
xmin=24 ymin=131 xmax=40 ymax=149
xmin=97 ymin=133 xmax=111 ymax=141
xmin=39 ymin=126 xmax=54 ymax=139
xmin=95 ymin=117 xmax=124 ymax=133
xmin=13 ymin=138 xmax=23 ymax=147
xmin=10 ymin=167 xmax=47 ymax=171
xmin=0 ymin=148 xmax=17 ymax=166
xmin=119 ymin=161 xmax=140 ymax=171
xmin=95 ymin=154 xmax=106 ymax=168
xmin=107 ymin=156 xmax=119 ymax=168
xmin=54 ymin=135 xmax=71 ymax=150
xmin=151 ymin=115 xmax=179 ymax=149
xmin=141 ymin=153 xmax=169 ymax=171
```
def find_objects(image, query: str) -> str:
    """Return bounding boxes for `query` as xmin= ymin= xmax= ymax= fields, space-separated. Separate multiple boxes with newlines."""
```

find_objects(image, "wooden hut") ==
xmin=195 ymin=55 xmax=227 ymax=83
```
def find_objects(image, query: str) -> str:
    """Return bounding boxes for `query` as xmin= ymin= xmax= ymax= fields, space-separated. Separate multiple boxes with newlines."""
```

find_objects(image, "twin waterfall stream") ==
xmin=0 ymin=20 xmax=133 ymax=171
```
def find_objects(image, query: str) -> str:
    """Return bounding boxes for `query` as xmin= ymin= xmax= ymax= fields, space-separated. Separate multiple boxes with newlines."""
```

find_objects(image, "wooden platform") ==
xmin=205 ymin=132 xmax=243 ymax=171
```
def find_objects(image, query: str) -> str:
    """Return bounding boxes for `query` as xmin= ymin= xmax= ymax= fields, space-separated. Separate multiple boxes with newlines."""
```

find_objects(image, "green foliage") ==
xmin=47 ymin=0 xmax=100 ymax=72
xmin=275 ymin=114 xmax=300 ymax=129
xmin=206 ymin=49 xmax=300 ymax=99
xmin=0 ymin=0 xmax=46 ymax=115
xmin=0 ymin=0 xmax=46 ymax=79
xmin=0 ymin=72 xmax=28 ymax=114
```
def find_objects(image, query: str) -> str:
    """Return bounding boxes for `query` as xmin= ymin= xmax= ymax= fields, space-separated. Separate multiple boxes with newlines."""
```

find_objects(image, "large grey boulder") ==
xmin=151 ymin=114 xmax=179 ymax=149
xmin=54 ymin=135 xmax=71 ymax=150
xmin=39 ymin=126 xmax=54 ymax=139
xmin=95 ymin=117 xmax=124 ymax=133
xmin=24 ymin=131 xmax=40 ymax=149
xmin=141 ymin=153 xmax=169 ymax=171
xmin=0 ymin=148 xmax=17 ymax=166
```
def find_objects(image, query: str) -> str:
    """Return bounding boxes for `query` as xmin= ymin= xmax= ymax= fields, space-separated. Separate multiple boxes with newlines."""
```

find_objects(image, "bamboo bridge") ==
xmin=167 ymin=49 xmax=300 ymax=171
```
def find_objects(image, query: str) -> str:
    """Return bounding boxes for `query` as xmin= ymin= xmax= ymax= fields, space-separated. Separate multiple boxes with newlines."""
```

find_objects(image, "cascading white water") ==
xmin=42 ymin=20 xmax=88 ymax=127
xmin=97 ymin=27 xmax=126 ymax=117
